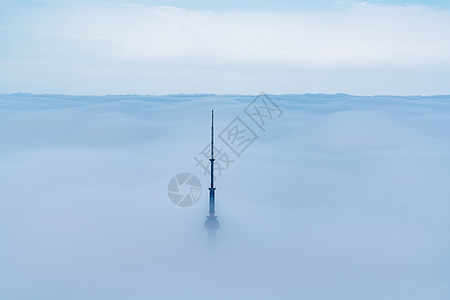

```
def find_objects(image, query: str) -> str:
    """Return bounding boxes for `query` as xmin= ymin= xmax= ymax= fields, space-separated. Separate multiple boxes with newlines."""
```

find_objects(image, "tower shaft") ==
xmin=209 ymin=110 xmax=216 ymax=217
xmin=204 ymin=110 xmax=219 ymax=236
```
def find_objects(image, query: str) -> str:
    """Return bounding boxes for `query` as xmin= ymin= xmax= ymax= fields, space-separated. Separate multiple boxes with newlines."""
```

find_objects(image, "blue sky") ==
xmin=1 ymin=0 xmax=450 ymax=95
xmin=3 ymin=0 xmax=450 ymax=9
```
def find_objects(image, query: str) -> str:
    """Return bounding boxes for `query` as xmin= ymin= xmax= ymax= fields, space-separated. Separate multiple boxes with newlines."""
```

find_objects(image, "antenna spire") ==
xmin=210 ymin=110 xmax=214 ymax=190
xmin=204 ymin=110 xmax=219 ymax=238
xmin=209 ymin=110 xmax=215 ymax=216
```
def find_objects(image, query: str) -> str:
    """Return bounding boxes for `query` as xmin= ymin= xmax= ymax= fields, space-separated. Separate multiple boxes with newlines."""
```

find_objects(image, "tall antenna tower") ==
xmin=204 ymin=110 xmax=219 ymax=238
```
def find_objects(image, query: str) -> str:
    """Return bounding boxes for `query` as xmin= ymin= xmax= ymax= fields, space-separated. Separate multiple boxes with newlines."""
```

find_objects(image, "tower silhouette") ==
xmin=204 ymin=110 xmax=219 ymax=238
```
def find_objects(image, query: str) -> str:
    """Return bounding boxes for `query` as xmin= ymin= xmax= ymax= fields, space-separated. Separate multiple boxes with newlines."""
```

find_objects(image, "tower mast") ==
xmin=209 ymin=110 xmax=215 ymax=216
xmin=204 ymin=110 xmax=219 ymax=237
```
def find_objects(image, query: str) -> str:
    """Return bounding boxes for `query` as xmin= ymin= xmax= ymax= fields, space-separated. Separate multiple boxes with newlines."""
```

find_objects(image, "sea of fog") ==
xmin=1 ymin=93 xmax=449 ymax=299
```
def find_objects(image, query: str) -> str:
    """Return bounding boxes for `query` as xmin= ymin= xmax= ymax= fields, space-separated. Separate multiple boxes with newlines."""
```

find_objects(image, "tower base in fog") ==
xmin=205 ymin=216 xmax=219 ymax=242
xmin=204 ymin=216 xmax=219 ymax=240
xmin=204 ymin=216 xmax=219 ymax=231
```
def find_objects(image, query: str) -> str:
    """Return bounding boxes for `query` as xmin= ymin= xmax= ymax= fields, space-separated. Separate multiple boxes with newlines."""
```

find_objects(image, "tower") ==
xmin=204 ymin=110 xmax=219 ymax=237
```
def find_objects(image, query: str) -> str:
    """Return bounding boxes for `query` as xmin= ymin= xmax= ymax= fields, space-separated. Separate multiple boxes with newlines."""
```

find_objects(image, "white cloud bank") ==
xmin=1 ymin=3 xmax=450 ymax=94
xmin=1 ymin=93 xmax=449 ymax=299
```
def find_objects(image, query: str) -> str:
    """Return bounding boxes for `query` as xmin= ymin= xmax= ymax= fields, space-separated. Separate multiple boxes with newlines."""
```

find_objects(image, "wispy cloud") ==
xmin=34 ymin=5 xmax=450 ymax=66
xmin=1 ymin=2 xmax=450 ymax=94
